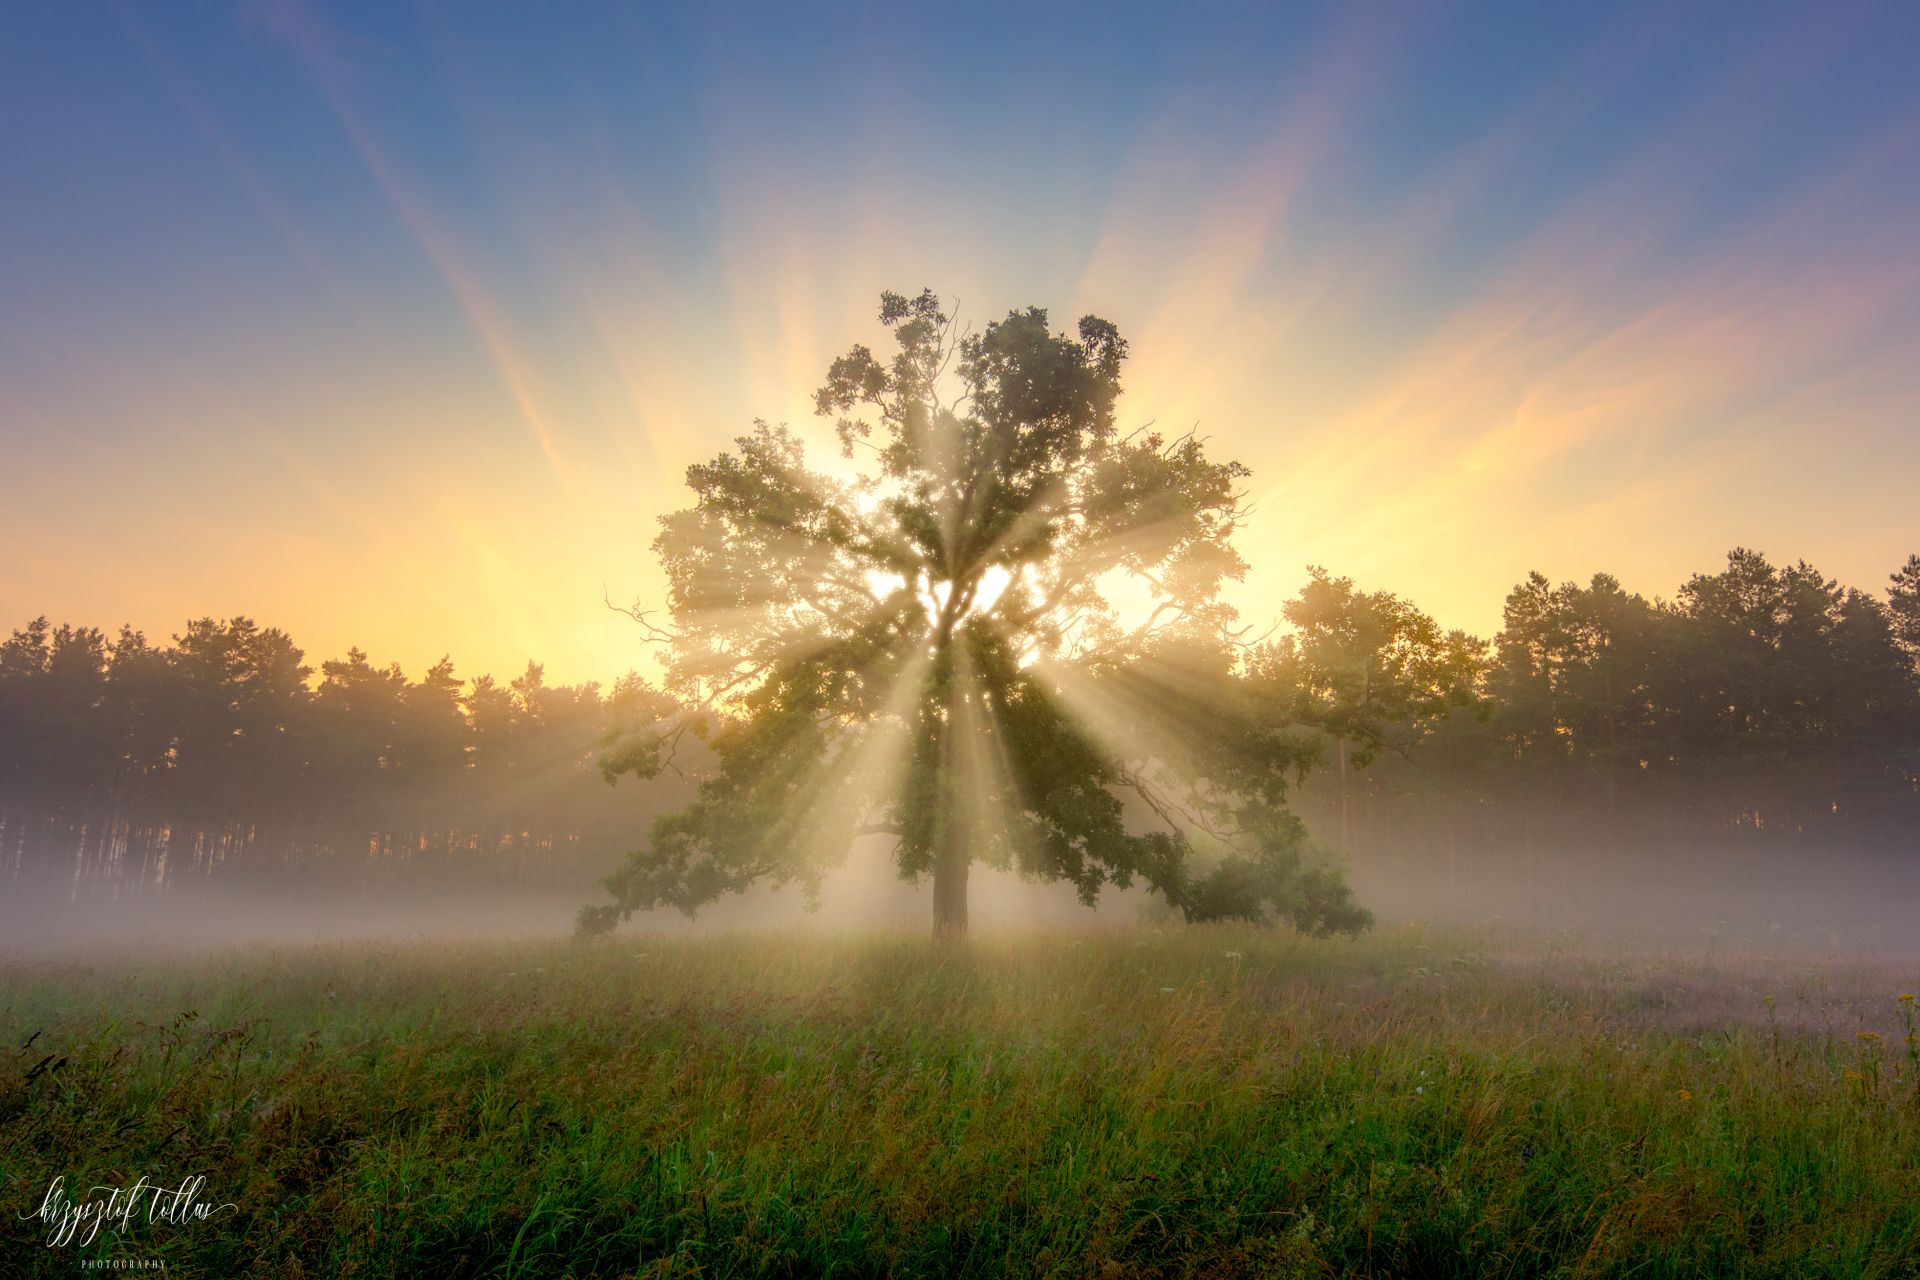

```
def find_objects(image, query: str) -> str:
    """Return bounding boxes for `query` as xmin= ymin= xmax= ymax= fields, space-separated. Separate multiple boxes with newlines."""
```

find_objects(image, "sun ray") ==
xmin=259 ymin=0 xmax=571 ymax=480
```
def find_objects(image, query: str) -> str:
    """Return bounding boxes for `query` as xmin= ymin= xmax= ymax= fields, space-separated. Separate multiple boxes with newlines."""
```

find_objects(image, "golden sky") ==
xmin=3 ymin=3 xmax=1917 ymax=686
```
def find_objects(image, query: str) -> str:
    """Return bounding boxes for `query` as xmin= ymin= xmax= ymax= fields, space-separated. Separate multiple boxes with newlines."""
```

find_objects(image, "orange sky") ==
xmin=4 ymin=3 xmax=1918 ymax=687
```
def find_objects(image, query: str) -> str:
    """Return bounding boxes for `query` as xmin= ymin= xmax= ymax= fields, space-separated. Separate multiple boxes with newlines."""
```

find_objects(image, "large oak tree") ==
xmin=584 ymin=291 xmax=1371 ymax=938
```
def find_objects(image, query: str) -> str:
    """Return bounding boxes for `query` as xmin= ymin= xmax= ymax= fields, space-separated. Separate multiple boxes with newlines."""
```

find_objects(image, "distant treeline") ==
xmin=1300 ymin=549 xmax=1920 ymax=877
xmin=3 ymin=547 xmax=1916 ymax=899
xmin=0 ymin=617 xmax=680 ymax=894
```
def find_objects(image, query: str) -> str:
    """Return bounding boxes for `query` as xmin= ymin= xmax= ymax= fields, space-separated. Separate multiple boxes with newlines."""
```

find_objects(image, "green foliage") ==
xmin=6 ymin=929 xmax=1917 ymax=1277
xmin=595 ymin=291 xmax=1398 ymax=937
xmin=1268 ymin=567 xmax=1486 ymax=768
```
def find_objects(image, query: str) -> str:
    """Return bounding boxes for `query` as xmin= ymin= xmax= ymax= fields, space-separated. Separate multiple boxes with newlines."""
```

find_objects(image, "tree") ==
xmin=158 ymin=617 xmax=312 ymax=875
xmin=1267 ymin=568 xmax=1484 ymax=852
xmin=584 ymin=289 xmax=1371 ymax=939
xmin=1891 ymin=554 xmax=1920 ymax=674
xmin=0 ymin=608 xmax=687 ymax=897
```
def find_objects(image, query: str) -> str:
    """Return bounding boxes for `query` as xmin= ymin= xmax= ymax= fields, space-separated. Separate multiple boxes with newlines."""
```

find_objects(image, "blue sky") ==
xmin=3 ymin=1 xmax=1917 ymax=681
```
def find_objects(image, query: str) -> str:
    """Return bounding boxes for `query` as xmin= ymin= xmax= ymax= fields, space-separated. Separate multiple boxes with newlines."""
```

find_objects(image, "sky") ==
xmin=3 ymin=0 xmax=1918 ymax=687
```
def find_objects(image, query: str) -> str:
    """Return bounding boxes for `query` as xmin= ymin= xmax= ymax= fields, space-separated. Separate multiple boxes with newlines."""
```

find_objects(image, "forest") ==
xmin=1295 ymin=548 xmax=1920 ymax=885
xmin=2 ymin=547 xmax=1914 ymax=904
xmin=0 ymin=617 xmax=677 ymax=896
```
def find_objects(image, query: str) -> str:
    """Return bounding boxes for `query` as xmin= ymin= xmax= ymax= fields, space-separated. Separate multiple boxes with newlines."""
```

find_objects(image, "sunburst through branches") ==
xmin=582 ymin=289 xmax=1373 ymax=939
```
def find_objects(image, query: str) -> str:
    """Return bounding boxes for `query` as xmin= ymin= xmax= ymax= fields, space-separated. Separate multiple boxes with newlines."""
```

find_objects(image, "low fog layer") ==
xmin=6 ymin=837 xmax=1919 ymax=958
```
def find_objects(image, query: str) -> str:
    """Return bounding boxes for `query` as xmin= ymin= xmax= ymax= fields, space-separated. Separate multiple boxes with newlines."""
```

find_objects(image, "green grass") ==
xmin=3 ymin=925 xmax=1918 ymax=1277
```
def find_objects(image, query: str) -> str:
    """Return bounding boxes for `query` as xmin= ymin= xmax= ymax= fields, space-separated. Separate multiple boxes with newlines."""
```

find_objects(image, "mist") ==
xmin=7 ymin=830 xmax=1918 ymax=964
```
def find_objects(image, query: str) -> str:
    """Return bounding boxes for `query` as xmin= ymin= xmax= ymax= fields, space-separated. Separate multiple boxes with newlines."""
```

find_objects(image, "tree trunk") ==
xmin=1337 ymin=735 xmax=1352 ymax=858
xmin=929 ymin=621 xmax=970 ymax=940
xmin=932 ymin=844 xmax=969 ymax=939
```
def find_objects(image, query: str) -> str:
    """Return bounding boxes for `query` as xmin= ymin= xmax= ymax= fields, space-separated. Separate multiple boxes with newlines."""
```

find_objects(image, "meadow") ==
xmin=3 ymin=925 xmax=1918 ymax=1278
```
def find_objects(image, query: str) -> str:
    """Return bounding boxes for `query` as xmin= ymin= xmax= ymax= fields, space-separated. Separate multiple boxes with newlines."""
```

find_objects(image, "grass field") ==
xmin=4 ymin=925 xmax=1919 ymax=1278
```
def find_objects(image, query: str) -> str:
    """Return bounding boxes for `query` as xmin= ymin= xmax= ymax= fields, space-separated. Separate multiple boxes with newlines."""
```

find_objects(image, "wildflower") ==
xmin=1857 ymin=1031 xmax=1881 ymax=1042
xmin=1160 ymin=987 xmax=1176 ymax=994
xmin=1224 ymin=951 xmax=1242 ymax=962
xmin=1900 ymin=993 xmax=1915 ymax=1005
xmin=1415 ymin=1086 xmax=1424 ymax=1095
xmin=1676 ymin=1088 xmax=1692 ymax=1101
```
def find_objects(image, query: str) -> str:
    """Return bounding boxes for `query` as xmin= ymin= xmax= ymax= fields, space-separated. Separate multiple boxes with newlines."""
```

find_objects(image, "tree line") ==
xmin=2 ymin=547 xmax=1914 ymax=903
xmin=1286 ymin=548 xmax=1920 ymax=880
xmin=0 ymin=616 xmax=679 ymax=895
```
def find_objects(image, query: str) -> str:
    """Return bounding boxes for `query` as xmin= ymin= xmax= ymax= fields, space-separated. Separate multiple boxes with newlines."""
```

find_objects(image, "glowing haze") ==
xmin=4 ymin=2 xmax=1918 ymax=686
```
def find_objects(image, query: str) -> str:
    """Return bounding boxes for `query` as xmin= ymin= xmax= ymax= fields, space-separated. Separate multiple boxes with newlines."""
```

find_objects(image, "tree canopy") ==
xmin=1306 ymin=547 xmax=1920 ymax=879
xmin=585 ymin=290 xmax=1384 ymax=937
xmin=0 ymin=616 xmax=669 ymax=894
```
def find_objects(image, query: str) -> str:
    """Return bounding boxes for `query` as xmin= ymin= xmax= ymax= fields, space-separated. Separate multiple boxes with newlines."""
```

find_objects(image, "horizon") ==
xmin=4 ymin=540 xmax=1913 ymax=694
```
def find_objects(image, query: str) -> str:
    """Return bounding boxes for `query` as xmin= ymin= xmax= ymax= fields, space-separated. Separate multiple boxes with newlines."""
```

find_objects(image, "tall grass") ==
xmin=3 ymin=926 xmax=1917 ymax=1277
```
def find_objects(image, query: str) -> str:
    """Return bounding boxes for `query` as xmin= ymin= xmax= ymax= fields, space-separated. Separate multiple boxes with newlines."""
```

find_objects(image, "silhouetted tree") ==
xmin=0 ymin=616 xmax=678 ymax=899
xmin=1265 ymin=568 xmax=1484 ymax=853
xmin=1891 ymin=554 xmax=1920 ymax=675
xmin=1335 ymin=548 xmax=1920 ymax=876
